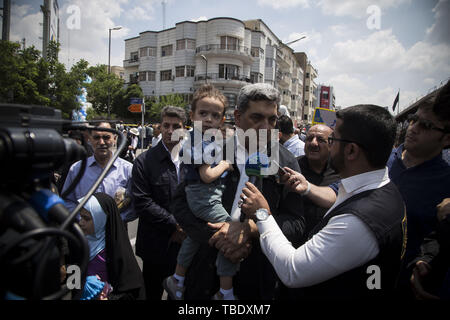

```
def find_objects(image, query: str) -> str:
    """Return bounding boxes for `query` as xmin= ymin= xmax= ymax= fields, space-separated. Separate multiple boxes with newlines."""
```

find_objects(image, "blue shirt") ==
xmin=387 ymin=144 xmax=450 ymax=263
xmin=62 ymin=156 xmax=136 ymax=222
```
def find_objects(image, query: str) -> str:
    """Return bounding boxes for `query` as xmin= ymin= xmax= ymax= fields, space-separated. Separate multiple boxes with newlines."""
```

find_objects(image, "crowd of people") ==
xmin=54 ymin=80 xmax=449 ymax=300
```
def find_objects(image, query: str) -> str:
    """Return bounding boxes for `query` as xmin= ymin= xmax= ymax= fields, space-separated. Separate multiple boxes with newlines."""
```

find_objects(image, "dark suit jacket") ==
xmin=131 ymin=142 xmax=185 ymax=262
xmin=172 ymin=141 xmax=305 ymax=299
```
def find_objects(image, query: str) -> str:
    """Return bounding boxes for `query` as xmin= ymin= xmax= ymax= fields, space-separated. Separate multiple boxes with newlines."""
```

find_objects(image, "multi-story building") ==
xmin=111 ymin=66 xmax=125 ymax=81
xmin=314 ymin=84 xmax=336 ymax=110
xmin=295 ymin=52 xmax=318 ymax=124
xmin=123 ymin=17 xmax=305 ymax=124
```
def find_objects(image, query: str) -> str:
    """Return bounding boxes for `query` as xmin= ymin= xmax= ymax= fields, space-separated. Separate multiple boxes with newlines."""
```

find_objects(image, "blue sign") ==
xmin=130 ymin=98 xmax=143 ymax=105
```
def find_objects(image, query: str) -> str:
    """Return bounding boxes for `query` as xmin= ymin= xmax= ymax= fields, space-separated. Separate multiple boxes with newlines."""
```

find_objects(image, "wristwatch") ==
xmin=255 ymin=208 xmax=270 ymax=222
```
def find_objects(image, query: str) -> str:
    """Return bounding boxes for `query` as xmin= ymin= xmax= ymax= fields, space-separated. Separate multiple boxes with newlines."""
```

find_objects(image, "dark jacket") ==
xmin=131 ymin=142 xmax=185 ymax=262
xmin=297 ymin=156 xmax=340 ymax=244
xmin=303 ymin=182 xmax=406 ymax=300
xmin=171 ymin=141 xmax=305 ymax=299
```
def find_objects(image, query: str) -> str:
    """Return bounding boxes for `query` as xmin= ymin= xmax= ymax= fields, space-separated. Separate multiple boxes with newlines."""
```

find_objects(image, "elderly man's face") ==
xmin=89 ymin=122 xmax=116 ymax=160
xmin=305 ymin=124 xmax=333 ymax=162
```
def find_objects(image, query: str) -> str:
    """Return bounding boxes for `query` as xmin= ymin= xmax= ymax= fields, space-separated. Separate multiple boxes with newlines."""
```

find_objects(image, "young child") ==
xmin=163 ymin=84 xmax=238 ymax=300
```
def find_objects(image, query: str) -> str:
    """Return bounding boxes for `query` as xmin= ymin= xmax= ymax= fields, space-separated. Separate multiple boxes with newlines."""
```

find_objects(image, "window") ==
xmin=265 ymin=58 xmax=273 ymax=67
xmin=176 ymin=39 xmax=196 ymax=50
xmin=250 ymin=72 xmax=262 ymax=83
xmin=219 ymin=64 xmax=239 ymax=79
xmin=176 ymin=66 xmax=185 ymax=77
xmin=306 ymin=72 xmax=310 ymax=78
xmin=251 ymin=47 xmax=259 ymax=57
xmin=139 ymin=71 xmax=146 ymax=82
xmin=148 ymin=47 xmax=157 ymax=56
xmin=220 ymin=36 xmax=239 ymax=51
xmin=160 ymin=69 xmax=172 ymax=81
xmin=186 ymin=39 xmax=196 ymax=50
xmin=176 ymin=39 xmax=185 ymax=50
xmin=186 ymin=65 xmax=195 ymax=77
xmin=147 ymin=71 xmax=156 ymax=81
xmin=130 ymin=51 xmax=138 ymax=61
xmin=139 ymin=47 xmax=147 ymax=57
xmin=161 ymin=45 xmax=173 ymax=57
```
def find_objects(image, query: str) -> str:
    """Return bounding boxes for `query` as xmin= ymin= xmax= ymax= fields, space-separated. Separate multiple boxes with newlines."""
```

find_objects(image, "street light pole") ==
xmin=108 ymin=26 xmax=122 ymax=118
xmin=284 ymin=35 xmax=307 ymax=47
xmin=201 ymin=54 xmax=207 ymax=84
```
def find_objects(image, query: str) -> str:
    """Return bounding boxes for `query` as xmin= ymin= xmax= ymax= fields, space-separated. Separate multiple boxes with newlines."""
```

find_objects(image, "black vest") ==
xmin=302 ymin=181 xmax=407 ymax=300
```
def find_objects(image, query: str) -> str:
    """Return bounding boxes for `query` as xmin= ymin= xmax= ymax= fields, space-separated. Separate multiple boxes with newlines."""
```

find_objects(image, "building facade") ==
xmin=314 ymin=84 xmax=336 ymax=110
xmin=123 ymin=17 xmax=305 ymax=123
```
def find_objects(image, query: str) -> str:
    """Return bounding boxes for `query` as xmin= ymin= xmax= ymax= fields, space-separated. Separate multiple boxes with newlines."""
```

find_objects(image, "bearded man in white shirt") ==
xmin=241 ymin=104 xmax=407 ymax=299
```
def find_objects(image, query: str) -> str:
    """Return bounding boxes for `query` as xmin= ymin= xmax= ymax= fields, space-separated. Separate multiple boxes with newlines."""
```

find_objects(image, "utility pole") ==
xmin=2 ymin=0 xmax=11 ymax=41
xmin=40 ymin=0 xmax=50 ymax=59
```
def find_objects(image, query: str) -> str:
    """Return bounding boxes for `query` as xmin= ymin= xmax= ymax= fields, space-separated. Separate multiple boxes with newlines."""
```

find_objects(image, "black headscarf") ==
xmin=93 ymin=193 xmax=145 ymax=300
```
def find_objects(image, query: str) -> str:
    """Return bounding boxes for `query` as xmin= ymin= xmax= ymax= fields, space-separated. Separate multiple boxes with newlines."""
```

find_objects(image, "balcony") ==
xmin=196 ymin=44 xmax=254 ymax=64
xmin=123 ymin=58 xmax=139 ymax=67
xmin=276 ymin=71 xmax=291 ymax=87
xmin=276 ymin=50 xmax=290 ymax=71
xmin=194 ymin=73 xmax=252 ymax=88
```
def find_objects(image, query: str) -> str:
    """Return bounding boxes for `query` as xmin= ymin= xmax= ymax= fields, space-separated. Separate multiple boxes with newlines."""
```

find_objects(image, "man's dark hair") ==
xmin=433 ymin=80 xmax=450 ymax=132
xmin=336 ymin=104 xmax=396 ymax=169
xmin=191 ymin=84 xmax=227 ymax=115
xmin=237 ymin=83 xmax=280 ymax=114
xmin=277 ymin=115 xmax=294 ymax=134
xmin=161 ymin=105 xmax=186 ymax=124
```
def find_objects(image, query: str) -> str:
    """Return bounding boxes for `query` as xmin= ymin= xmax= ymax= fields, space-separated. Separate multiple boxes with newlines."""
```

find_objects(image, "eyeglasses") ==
xmin=328 ymin=135 xmax=365 ymax=149
xmin=407 ymin=114 xmax=447 ymax=133
xmin=92 ymin=135 xmax=112 ymax=141
xmin=306 ymin=135 xmax=328 ymax=144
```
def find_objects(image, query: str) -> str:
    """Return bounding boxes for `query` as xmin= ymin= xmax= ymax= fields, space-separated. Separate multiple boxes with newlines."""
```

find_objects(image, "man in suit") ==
xmin=172 ymin=83 xmax=305 ymax=299
xmin=131 ymin=106 xmax=186 ymax=300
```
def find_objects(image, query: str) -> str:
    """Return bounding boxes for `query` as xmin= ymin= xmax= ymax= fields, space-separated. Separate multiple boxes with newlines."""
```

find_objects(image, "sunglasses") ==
xmin=92 ymin=135 xmax=113 ymax=141
xmin=407 ymin=114 xmax=447 ymax=133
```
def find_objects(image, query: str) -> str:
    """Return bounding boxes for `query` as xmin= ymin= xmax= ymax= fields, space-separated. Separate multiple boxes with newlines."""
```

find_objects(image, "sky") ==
xmin=6 ymin=0 xmax=450 ymax=113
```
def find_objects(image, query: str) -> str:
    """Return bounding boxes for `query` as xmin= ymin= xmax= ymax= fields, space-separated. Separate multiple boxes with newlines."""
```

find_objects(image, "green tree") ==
xmin=0 ymin=41 xmax=50 ymax=105
xmin=85 ymin=64 xmax=124 ymax=116
xmin=146 ymin=93 xmax=188 ymax=122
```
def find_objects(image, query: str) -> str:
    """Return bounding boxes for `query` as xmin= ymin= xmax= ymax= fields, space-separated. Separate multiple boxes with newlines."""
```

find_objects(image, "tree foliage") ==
xmin=0 ymin=40 xmax=189 ymax=122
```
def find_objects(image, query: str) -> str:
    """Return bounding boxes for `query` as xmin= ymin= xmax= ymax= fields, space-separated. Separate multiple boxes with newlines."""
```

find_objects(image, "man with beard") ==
xmin=62 ymin=121 xmax=135 ymax=223
xmin=171 ymin=83 xmax=305 ymax=299
xmin=241 ymin=105 xmax=407 ymax=299
xmin=387 ymin=81 xmax=450 ymax=293
xmin=296 ymin=124 xmax=340 ymax=244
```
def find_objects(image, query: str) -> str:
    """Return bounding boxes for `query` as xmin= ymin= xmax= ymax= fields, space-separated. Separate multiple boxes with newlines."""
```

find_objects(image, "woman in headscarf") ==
xmin=79 ymin=192 xmax=145 ymax=300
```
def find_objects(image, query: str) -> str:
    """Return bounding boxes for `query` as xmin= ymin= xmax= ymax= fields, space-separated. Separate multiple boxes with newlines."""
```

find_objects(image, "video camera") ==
xmin=0 ymin=103 xmax=125 ymax=300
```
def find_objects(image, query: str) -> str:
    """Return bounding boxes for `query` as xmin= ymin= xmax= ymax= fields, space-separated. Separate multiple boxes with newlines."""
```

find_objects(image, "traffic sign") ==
xmin=128 ymin=104 xmax=142 ymax=113
xmin=130 ymin=97 xmax=143 ymax=105
xmin=312 ymin=107 xmax=336 ymax=128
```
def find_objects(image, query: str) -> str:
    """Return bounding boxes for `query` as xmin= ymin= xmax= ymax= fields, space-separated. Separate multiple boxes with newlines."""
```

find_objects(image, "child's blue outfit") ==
xmin=178 ymin=130 xmax=239 ymax=277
